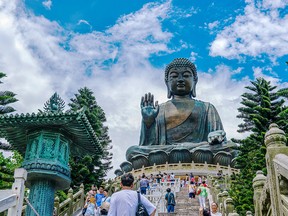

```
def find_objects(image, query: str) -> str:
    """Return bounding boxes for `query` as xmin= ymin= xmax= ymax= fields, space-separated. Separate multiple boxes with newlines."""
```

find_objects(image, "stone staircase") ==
xmin=173 ymin=186 xmax=200 ymax=216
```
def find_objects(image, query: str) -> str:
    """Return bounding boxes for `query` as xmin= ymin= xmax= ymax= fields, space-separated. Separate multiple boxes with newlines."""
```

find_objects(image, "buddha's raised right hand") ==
xmin=141 ymin=92 xmax=159 ymax=127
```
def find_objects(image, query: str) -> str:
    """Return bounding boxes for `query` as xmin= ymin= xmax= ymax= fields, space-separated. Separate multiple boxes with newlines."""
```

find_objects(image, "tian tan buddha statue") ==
xmin=119 ymin=58 xmax=237 ymax=173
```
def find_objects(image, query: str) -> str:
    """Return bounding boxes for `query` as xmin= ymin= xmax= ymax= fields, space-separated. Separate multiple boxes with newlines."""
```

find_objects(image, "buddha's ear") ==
xmin=166 ymin=82 xmax=172 ymax=99
xmin=190 ymin=79 xmax=197 ymax=98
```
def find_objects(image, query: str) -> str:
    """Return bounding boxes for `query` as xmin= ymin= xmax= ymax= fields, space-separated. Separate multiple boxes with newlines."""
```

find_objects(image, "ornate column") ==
xmin=0 ymin=93 xmax=102 ymax=216
xmin=23 ymin=131 xmax=71 ymax=216
xmin=264 ymin=123 xmax=288 ymax=216
xmin=252 ymin=170 xmax=266 ymax=216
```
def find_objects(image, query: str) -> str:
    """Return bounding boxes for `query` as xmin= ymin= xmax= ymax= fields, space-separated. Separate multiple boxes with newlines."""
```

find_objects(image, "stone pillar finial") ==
xmin=225 ymin=197 xmax=234 ymax=214
xmin=253 ymin=170 xmax=266 ymax=216
xmin=265 ymin=123 xmax=287 ymax=147
xmin=253 ymin=170 xmax=266 ymax=189
xmin=246 ymin=211 xmax=253 ymax=216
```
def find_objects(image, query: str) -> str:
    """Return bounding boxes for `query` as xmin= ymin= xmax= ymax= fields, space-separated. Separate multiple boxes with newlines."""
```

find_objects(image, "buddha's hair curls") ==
xmin=165 ymin=58 xmax=198 ymax=82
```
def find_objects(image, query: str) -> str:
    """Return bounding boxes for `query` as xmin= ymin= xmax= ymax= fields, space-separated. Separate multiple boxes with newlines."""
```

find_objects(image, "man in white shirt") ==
xmin=108 ymin=173 xmax=156 ymax=216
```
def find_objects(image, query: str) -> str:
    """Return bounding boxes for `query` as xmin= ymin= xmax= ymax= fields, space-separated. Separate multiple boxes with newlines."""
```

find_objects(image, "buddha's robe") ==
xmin=126 ymin=98 xmax=225 ymax=161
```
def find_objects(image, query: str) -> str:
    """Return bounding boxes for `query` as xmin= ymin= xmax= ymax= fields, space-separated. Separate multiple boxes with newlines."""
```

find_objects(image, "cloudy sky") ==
xmin=1 ymin=0 xmax=287 ymax=177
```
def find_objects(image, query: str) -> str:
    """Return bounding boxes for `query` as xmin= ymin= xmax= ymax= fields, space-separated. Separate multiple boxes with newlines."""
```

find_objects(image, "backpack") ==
xmin=196 ymin=188 xmax=201 ymax=195
xmin=168 ymin=193 xmax=176 ymax=206
xmin=136 ymin=191 xmax=149 ymax=216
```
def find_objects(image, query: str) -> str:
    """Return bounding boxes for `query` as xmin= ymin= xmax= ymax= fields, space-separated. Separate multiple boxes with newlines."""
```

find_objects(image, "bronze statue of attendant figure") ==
xmin=124 ymin=58 xmax=237 ymax=171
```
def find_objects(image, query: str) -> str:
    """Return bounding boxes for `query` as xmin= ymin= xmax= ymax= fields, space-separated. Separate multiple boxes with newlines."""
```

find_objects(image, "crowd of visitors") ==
xmin=81 ymin=171 xmax=222 ymax=216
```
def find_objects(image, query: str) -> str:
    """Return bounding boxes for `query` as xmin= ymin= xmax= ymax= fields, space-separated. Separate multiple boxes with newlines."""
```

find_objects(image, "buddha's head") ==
xmin=165 ymin=58 xmax=198 ymax=99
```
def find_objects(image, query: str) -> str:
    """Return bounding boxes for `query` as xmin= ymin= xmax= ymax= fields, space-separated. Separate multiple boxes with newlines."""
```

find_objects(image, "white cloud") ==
xmin=210 ymin=0 xmax=288 ymax=60
xmin=197 ymin=65 xmax=250 ymax=140
xmin=189 ymin=51 xmax=198 ymax=62
xmin=0 ymin=0 xmax=174 ymax=177
xmin=1 ymin=0 xmax=285 ymax=179
xmin=42 ymin=0 xmax=52 ymax=10
xmin=208 ymin=20 xmax=220 ymax=30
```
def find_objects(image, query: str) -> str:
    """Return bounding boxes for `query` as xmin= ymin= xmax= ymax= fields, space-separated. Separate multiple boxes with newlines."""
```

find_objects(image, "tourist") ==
xmin=211 ymin=202 xmax=222 ymax=216
xmin=84 ymin=195 xmax=97 ymax=216
xmin=99 ymin=189 xmax=111 ymax=215
xmin=156 ymin=172 xmax=162 ymax=183
xmin=203 ymin=208 xmax=211 ymax=216
xmin=197 ymin=183 xmax=208 ymax=208
xmin=188 ymin=182 xmax=196 ymax=199
xmin=170 ymin=172 xmax=175 ymax=185
xmin=108 ymin=173 xmax=156 ymax=216
xmin=165 ymin=188 xmax=176 ymax=213
xmin=95 ymin=186 xmax=105 ymax=216
xmin=139 ymin=174 xmax=150 ymax=195
xmin=202 ymin=180 xmax=209 ymax=188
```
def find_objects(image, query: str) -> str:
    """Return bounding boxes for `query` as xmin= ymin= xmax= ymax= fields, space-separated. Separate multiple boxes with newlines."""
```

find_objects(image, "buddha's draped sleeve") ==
xmin=205 ymin=102 xmax=224 ymax=133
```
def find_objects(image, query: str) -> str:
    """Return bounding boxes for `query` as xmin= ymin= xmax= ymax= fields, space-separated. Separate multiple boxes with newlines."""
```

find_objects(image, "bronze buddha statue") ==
xmin=121 ymin=58 xmax=237 ymax=172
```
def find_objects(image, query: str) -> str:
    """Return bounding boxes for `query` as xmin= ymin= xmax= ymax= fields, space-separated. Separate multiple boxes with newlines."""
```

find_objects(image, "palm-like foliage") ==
xmin=0 ymin=72 xmax=18 ymax=114
xmin=68 ymin=87 xmax=113 ymax=188
xmin=230 ymin=77 xmax=288 ymax=215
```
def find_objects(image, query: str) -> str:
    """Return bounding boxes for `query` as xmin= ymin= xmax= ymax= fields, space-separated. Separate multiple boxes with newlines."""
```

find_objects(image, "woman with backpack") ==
xmin=188 ymin=182 xmax=196 ymax=199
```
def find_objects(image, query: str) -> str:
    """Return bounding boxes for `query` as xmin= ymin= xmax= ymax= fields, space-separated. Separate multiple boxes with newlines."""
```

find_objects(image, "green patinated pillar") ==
xmin=22 ymin=131 xmax=71 ymax=216
xmin=26 ymin=180 xmax=55 ymax=216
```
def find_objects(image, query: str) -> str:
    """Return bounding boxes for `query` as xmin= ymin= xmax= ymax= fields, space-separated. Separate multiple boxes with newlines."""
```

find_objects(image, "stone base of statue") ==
xmin=115 ymin=141 xmax=237 ymax=174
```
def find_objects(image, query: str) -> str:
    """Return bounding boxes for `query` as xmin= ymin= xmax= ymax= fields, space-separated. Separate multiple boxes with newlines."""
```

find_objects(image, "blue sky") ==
xmin=0 ymin=0 xmax=287 ymax=177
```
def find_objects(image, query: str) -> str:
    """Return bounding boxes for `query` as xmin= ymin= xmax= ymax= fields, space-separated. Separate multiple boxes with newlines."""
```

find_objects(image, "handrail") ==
xmin=0 ymin=168 xmax=27 ymax=216
xmin=21 ymin=184 xmax=85 ymax=216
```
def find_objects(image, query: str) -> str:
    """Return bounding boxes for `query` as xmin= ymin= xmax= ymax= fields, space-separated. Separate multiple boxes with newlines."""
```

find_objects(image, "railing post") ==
xmin=221 ymin=191 xmax=229 ymax=215
xmin=264 ymin=123 xmax=288 ymax=216
xmin=228 ymin=211 xmax=239 ymax=216
xmin=225 ymin=197 xmax=234 ymax=215
xmin=54 ymin=196 xmax=60 ymax=216
xmin=80 ymin=183 xmax=85 ymax=208
xmin=217 ymin=192 xmax=224 ymax=213
xmin=246 ymin=211 xmax=253 ymax=216
xmin=252 ymin=171 xmax=266 ymax=216
xmin=7 ymin=168 xmax=27 ymax=216
xmin=67 ymin=188 xmax=73 ymax=215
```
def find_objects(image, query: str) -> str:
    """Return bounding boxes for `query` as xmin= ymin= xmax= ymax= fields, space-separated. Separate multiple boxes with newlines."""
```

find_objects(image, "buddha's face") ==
xmin=167 ymin=67 xmax=195 ymax=97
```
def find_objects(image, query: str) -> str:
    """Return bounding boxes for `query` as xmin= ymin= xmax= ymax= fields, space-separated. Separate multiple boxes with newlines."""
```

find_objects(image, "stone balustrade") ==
xmin=124 ymin=161 xmax=239 ymax=179
xmin=253 ymin=123 xmax=288 ymax=216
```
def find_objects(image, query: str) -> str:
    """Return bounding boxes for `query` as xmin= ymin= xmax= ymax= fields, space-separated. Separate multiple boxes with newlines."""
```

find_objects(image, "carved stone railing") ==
xmin=253 ymin=123 xmax=288 ymax=216
xmin=54 ymin=184 xmax=85 ymax=216
xmin=21 ymin=184 xmax=85 ymax=216
xmin=0 ymin=168 xmax=27 ymax=216
xmin=145 ymin=179 xmax=181 ymax=215
xmin=128 ymin=161 xmax=239 ymax=178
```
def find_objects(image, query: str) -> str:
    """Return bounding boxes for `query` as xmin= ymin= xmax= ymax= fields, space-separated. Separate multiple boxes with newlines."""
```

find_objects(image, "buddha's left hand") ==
xmin=208 ymin=130 xmax=226 ymax=145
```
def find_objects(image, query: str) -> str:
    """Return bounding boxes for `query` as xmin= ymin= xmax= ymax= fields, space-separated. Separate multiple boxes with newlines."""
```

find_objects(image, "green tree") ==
xmin=0 ymin=72 xmax=20 ymax=189
xmin=0 ymin=72 xmax=18 ymax=114
xmin=0 ymin=72 xmax=18 ymax=150
xmin=68 ymin=87 xmax=113 ymax=188
xmin=0 ymin=151 xmax=23 ymax=189
xmin=230 ymin=77 xmax=288 ymax=215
